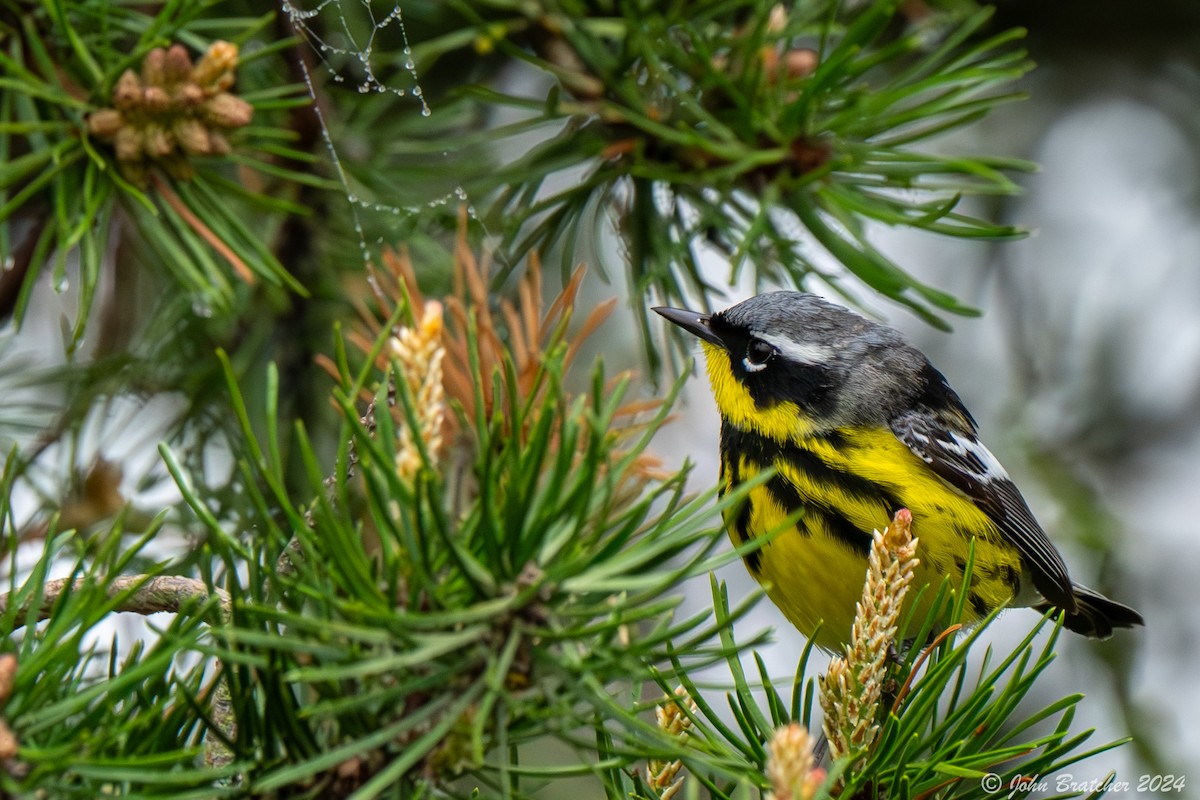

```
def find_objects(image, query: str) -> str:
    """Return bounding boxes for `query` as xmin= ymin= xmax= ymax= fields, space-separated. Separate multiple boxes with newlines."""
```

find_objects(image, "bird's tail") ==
xmin=1035 ymin=583 xmax=1143 ymax=638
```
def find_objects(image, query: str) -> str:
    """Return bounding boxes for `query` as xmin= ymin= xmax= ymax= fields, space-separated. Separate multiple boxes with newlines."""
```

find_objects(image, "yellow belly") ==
xmin=724 ymin=426 xmax=1023 ymax=651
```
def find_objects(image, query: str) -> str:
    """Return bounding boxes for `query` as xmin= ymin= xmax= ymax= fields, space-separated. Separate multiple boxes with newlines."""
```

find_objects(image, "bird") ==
xmin=654 ymin=291 xmax=1143 ymax=651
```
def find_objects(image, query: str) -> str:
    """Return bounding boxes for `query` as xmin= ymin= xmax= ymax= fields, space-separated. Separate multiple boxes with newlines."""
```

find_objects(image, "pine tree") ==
xmin=0 ymin=1 xmax=1139 ymax=797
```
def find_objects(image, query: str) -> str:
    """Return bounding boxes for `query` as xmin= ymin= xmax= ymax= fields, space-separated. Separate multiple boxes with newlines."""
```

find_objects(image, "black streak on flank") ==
xmin=969 ymin=591 xmax=990 ymax=620
xmin=813 ymin=508 xmax=872 ymax=558
xmin=727 ymin=426 xmax=899 ymax=501
xmin=727 ymin=428 xmax=890 ymax=507
xmin=721 ymin=439 xmax=762 ymax=574
xmin=743 ymin=530 xmax=763 ymax=573
xmin=766 ymin=474 xmax=802 ymax=510
xmin=720 ymin=425 xmax=891 ymax=560
xmin=737 ymin=496 xmax=762 ymax=574
xmin=767 ymin=473 xmax=871 ymax=557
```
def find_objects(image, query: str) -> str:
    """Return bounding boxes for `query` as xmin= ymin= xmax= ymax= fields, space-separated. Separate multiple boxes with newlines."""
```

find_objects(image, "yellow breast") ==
xmin=718 ymin=421 xmax=1023 ymax=651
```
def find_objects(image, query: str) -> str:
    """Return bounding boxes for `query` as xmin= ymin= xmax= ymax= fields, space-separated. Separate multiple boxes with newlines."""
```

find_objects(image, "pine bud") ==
xmin=174 ymin=118 xmax=212 ymax=154
xmin=95 ymin=40 xmax=251 ymax=179
xmin=0 ymin=721 xmax=16 ymax=760
xmin=143 ymin=123 xmax=174 ymax=158
xmin=163 ymin=43 xmax=194 ymax=84
xmin=645 ymin=687 xmax=696 ymax=800
xmin=87 ymin=108 xmax=124 ymax=138
xmin=766 ymin=3 xmax=788 ymax=33
xmin=204 ymin=92 xmax=254 ymax=128
xmin=113 ymin=69 xmax=143 ymax=110
xmin=175 ymin=82 xmax=205 ymax=108
xmin=193 ymin=41 xmax=240 ymax=90
xmin=141 ymin=47 xmax=167 ymax=87
xmin=820 ymin=509 xmax=919 ymax=772
xmin=113 ymin=125 xmax=145 ymax=161
xmin=765 ymin=722 xmax=825 ymax=800
xmin=391 ymin=301 xmax=447 ymax=481
xmin=783 ymin=48 xmax=818 ymax=79
xmin=0 ymin=654 xmax=16 ymax=704
xmin=142 ymin=85 xmax=171 ymax=113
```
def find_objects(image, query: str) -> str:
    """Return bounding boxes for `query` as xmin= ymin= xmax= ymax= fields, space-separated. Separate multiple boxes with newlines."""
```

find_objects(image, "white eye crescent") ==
xmin=743 ymin=339 xmax=775 ymax=372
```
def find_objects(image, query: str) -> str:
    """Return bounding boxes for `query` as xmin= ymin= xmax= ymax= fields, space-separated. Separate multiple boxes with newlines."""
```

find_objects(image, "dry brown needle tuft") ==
xmin=320 ymin=209 xmax=667 ymax=496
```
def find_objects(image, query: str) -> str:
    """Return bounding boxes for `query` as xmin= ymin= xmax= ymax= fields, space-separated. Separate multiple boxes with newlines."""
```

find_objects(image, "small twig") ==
xmin=0 ymin=574 xmax=235 ymax=768
xmin=891 ymin=624 xmax=962 ymax=716
xmin=910 ymin=748 xmax=1035 ymax=800
xmin=0 ymin=574 xmax=230 ymax=628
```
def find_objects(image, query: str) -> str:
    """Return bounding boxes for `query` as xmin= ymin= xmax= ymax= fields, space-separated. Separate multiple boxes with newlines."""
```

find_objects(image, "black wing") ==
xmin=890 ymin=408 xmax=1077 ymax=612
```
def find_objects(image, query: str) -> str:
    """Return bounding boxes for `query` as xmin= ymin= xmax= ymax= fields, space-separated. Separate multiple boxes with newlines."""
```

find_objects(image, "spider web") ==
xmin=281 ymin=0 xmax=476 ymax=265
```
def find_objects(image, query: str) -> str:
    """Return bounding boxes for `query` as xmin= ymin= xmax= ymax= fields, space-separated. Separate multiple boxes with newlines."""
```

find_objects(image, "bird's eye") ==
xmin=744 ymin=339 xmax=775 ymax=372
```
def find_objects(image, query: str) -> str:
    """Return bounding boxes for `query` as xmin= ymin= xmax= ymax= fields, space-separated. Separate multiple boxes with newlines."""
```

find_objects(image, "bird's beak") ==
xmin=652 ymin=306 xmax=724 ymax=347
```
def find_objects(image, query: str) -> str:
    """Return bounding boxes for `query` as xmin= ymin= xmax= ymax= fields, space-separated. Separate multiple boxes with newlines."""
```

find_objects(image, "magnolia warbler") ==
xmin=655 ymin=292 xmax=1142 ymax=650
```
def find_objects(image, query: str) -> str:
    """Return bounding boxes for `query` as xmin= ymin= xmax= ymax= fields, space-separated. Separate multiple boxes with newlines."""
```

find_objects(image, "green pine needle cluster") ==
xmin=410 ymin=0 xmax=1034 ymax=351
xmin=1 ymin=2 xmax=316 ymax=345
xmin=0 ymin=274 xmax=1126 ymax=797
xmin=606 ymin=583 xmax=1125 ymax=800
xmin=190 ymin=317 xmax=755 ymax=795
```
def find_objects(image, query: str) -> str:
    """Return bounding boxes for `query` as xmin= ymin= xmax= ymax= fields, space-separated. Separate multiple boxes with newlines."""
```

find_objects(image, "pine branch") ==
xmin=0 ymin=3 xmax=1149 ymax=797
xmin=0 ymin=574 xmax=230 ymax=628
xmin=633 ymin=543 xmax=1128 ymax=800
xmin=0 ymin=243 xmax=1140 ymax=796
xmin=1 ymin=6 xmax=314 ymax=341
xmin=389 ymin=0 xmax=1037 ymax=352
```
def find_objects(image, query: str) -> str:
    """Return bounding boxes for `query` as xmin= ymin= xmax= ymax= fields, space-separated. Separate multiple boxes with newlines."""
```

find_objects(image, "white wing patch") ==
xmin=941 ymin=430 xmax=1011 ymax=484
xmin=891 ymin=410 xmax=1076 ymax=610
